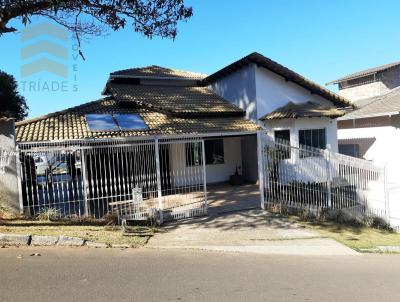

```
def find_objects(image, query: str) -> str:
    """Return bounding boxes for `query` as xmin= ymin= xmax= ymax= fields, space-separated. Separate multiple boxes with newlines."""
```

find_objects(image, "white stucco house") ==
xmin=13 ymin=52 xmax=351 ymax=219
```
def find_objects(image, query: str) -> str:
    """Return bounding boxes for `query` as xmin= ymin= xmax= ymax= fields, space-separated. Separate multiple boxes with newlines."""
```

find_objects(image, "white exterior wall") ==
xmin=209 ymin=64 xmax=257 ymax=120
xmin=254 ymin=67 xmax=334 ymax=120
xmin=338 ymin=126 xmax=400 ymax=181
xmin=210 ymin=63 xmax=340 ymax=151
xmin=170 ymin=137 xmax=242 ymax=186
xmin=338 ymin=126 xmax=400 ymax=227
xmin=209 ymin=62 xmax=343 ymax=185
xmin=263 ymin=117 xmax=339 ymax=152
xmin=262 ymin=118 xmax=338 ymax=183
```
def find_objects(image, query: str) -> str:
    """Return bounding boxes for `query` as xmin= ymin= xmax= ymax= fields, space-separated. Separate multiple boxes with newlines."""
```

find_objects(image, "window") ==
xmin=339 ymin=144 xmax=360 ymax=158
xmin=274 ymin=130 xmax=291 ymax=159
xmin=85 ymin=114 xmax=148 ymax=131
xmin=205 ymin=139 xmax=224 ymax=165
xmin=185 ymin=142 xmax=202 ymax=166
xmin=274 ymin=130 xmax=290 ymax=144
xmin=185 ymin=139 xmax=224 ymax=166
xmin=299 ymin=129 xmax=326 ymax=157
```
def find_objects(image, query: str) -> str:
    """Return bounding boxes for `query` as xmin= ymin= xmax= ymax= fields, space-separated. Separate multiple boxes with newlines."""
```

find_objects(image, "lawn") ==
xmin=295 ymin=218 xmax=400 ymax=251
xmin=0 ymin=219 xmax=155 ymax=247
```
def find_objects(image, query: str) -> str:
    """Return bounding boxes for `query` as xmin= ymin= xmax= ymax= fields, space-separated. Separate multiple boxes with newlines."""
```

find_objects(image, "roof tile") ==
xmin=16 ymin=97 xmax=259 ymax=142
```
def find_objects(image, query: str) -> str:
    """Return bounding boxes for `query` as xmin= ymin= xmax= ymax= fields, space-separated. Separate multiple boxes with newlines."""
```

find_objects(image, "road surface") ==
xmin=0 ymin=247 xmax=399 ymax=302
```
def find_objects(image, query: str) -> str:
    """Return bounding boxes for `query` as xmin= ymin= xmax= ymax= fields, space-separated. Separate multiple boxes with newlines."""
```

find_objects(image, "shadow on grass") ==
xmin=0 ymin=217 xmax=109 ymax=227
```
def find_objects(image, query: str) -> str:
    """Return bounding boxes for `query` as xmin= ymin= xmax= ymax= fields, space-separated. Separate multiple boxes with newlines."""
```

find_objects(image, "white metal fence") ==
xmin=258 ymin=133 xmax=397 ymax=228
xmin=16 ymin=135 xmax=207 ymax=223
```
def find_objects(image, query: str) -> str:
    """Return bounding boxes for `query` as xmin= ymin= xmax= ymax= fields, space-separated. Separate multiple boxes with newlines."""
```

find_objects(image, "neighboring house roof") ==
xmin=261 ymin=102 xmax=345 ymax=120
xmin=202 ymin=52 xmax=352 ymax=108
xmin=107 ymin=82 xmax=243 ymax=117
xmin=328 ymin=61 xmax=400 ymax=85
xmin=111 ymin=65 xmax=207 ymax=80
xmin=15 ymin=97 xmax=260 ymax=142
xmin=340 ymin=87 xmax=400 ymax=120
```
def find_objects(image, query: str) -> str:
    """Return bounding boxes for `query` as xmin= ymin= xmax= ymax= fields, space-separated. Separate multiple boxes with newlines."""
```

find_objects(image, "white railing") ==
xmin=16 ymin=135 xmax=207 ymax=222
xmin=259 ymin=133 xmax=396 ymax=229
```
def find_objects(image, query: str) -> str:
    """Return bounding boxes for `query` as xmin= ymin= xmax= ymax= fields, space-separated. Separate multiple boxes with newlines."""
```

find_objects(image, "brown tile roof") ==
xmin=340 ymin=87 xmax=400 ymax=119
xmin=203 ymin=52 xmax=352 ymax=109
xmin=15 ymin=97 xmax=259 ymax=142
xmin=107 ymin=83 xmax=244 ymax=117
xmin=111 ymin=65 xmax=207 ymax=80
xmin=261 ymin=102 xmax=345 ymax=120
xmin=328 ymin=61 xmax=400 ymax=85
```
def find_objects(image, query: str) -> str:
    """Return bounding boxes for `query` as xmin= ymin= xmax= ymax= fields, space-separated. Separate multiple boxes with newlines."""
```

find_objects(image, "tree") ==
xmin=0 ymin=0 xmax=193 ymax=58
xmin=0 ymin=70 xmax=28 ymax=121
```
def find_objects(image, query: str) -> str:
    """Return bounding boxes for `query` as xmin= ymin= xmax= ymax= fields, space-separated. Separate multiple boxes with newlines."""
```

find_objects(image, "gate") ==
xmin=17 ymin=135 xmax=207 ymax=223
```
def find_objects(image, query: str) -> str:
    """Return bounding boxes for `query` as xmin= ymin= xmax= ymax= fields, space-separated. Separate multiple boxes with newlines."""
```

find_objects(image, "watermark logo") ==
xmin=20 ymin=22 xmax=79 ymax=92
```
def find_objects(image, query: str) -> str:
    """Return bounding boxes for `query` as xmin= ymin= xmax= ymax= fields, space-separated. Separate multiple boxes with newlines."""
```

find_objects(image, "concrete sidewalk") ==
xmin=147 ymin=209 xmax=359 ymax=256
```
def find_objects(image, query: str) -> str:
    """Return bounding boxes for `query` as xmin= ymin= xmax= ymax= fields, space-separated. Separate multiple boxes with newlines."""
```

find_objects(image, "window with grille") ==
xmin=299 ymin=128 xmax=326 ymax=157
xmin=185 ymin=139 xmax=224 ymax=166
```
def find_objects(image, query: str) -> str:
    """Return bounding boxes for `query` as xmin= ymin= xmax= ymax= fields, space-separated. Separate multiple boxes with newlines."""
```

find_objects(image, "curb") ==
xmin=0 ymin=233 xmax=126 ymax=249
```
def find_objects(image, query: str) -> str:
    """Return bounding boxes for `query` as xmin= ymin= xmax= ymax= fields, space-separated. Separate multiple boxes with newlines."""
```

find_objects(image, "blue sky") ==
xmin=1 ymin=0 xmax=400 ymax=118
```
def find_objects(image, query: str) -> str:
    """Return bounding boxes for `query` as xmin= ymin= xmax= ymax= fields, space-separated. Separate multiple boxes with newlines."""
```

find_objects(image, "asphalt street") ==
xmin=0 ymin=247 xmax=399 ymax=302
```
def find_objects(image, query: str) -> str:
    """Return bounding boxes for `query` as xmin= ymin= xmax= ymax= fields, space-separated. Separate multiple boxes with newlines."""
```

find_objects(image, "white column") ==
xmin=257 ymin=131 xmax=266 ymax=209
xmin=80 ymin=149 xmax=89 ymax=216
xmin=15 ymin=146 xmax=24 ymax=214
xmin=154 ymin=138 xmax=163 ymax=224
xmin=201 ymin=139 xmax=208 ymax=212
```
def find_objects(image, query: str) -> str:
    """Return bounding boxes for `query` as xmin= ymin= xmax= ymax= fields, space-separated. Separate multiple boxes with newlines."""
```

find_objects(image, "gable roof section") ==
xmin=328 ymin=61 xmax=400 ymax=85
xmin=261 ymin=102 xmax=345 ymax=120
xmin=107 ymin=83 xmax=244 ymax=117
xmin=111 ymin=65 xmax=207 ymax=80
xmin=15 ymin=97 xmax=260 ymax=142
xmin=340 ymin=87 xmax=400 ymax=120
xmin=203 ymin=52 xmax=352 ymax=108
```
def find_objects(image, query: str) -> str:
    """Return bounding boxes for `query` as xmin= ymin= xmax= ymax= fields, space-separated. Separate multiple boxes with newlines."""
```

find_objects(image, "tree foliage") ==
xmin=0 ymin=70 xmax=28 ymax=121
xmin=0 ymin=0 xmax=193 ymax=57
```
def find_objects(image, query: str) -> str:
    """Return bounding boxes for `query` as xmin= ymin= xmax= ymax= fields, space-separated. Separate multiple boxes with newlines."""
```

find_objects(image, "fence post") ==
xmin=154 ymin=138 xmax=163 ymax=224
xmin=326 ymin=149 xmax=332 ymax=208
xmin=15 ymin=146 xmax=24 ymax=215
xmin=383 ymin=163 xmax=390 ymax=223
xmin=201 ymin=139 xmax=208 ymax=212
xmin=257 ymin=131 xmax=266 ymax=210
xmin=80 ymin=149 xmax=89 ymax=217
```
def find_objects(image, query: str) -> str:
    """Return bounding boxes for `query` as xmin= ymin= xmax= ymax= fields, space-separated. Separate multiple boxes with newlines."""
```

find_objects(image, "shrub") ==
xmin=36 ymin=207 xmax=60 ymax=221
xmin=102 ymin=212 xmax=119 ymax=225
xmin=369 ymin=217 xmax=394 ymax=232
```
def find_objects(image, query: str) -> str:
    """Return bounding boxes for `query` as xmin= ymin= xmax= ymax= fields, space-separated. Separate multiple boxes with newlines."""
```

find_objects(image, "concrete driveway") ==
xmin=148 ymin=209 xmax=358 ymax=255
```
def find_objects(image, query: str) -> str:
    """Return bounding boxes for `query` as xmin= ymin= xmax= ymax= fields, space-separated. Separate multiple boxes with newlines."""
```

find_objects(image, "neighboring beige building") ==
xmin=328 ymin=62 xmax=400 ymax=101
